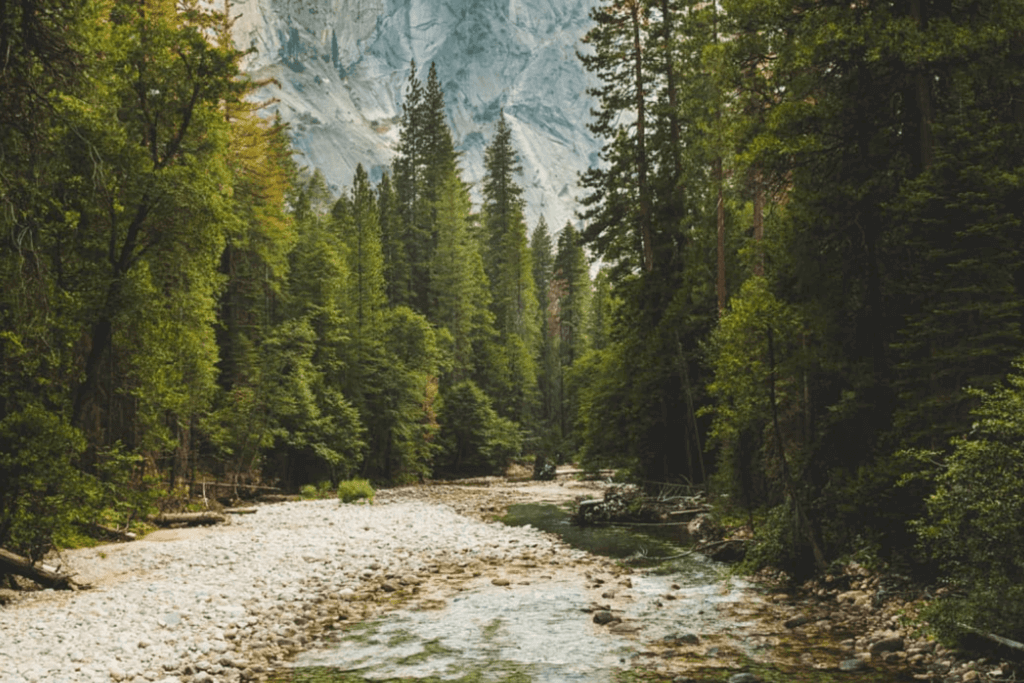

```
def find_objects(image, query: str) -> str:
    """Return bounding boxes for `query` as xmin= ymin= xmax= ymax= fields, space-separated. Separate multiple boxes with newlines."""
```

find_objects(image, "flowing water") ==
xmin=270 ymin=502 xmax=777 ymax=682
xmin=268 ymin=502 xmax=907 ymax=683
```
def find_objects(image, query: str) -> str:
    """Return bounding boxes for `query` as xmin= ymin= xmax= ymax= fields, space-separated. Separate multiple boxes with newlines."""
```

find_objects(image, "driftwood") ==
xmin=223 ymin=507 xmax=257 ymax=515
xmin=153 ymin=512 xmax=226 ymax=527
xmin=0 ymin=548 xmax=82 ymax=590
xmin=257 ymin=494 xmax=298 ymax=503
xmin=75 ymin=521 xmax=136 ymax=542
xmin=667 ymin=508 xmax=708 ymax=517
xmin=958 ymin=622 xmax=1024 ymax=653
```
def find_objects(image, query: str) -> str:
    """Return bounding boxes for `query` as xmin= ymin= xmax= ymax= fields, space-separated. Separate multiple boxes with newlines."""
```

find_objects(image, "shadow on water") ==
xmin=499 ymin=502 xmax=689 ymax=562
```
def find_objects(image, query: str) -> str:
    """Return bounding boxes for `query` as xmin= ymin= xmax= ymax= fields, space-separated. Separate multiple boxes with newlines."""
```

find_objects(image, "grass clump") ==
xmin=301 ymin=481 xmax=334 ymax=500
xmin=337 ymin=478 xmax=374 ymax=504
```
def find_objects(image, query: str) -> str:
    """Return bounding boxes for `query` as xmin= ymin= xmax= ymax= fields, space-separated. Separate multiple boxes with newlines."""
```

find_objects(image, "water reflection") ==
xmin=500 ymin=502 xmax=688 ymax=562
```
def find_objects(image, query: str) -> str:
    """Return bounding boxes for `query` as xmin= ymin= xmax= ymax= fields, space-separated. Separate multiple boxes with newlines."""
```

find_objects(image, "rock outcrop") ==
xmin=228 ymin=0 xmax=603 ymax=230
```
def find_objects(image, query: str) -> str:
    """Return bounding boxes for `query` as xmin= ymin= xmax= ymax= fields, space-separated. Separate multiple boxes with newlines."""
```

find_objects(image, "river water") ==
xmin=272 ymin=502 xmax=774 ymax=683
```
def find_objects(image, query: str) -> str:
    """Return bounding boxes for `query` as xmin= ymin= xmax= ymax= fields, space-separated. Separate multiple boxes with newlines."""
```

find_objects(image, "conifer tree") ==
xmin=481 ymin=113 xmax=540 ymax=428
xmin=530 ymin=217 xmax=560 ymax=457
xmin=553 ymin=222 xmax=592 ymax=451
xmin=342 ymin=164 xmax=388 ymax=346
xmin=377 ymin=172 xmax=410 ymax=306
xmin=390 ymin=62 xmax=461 ymax=321
xmin=429 ymin=171 xmax=493 ymax=378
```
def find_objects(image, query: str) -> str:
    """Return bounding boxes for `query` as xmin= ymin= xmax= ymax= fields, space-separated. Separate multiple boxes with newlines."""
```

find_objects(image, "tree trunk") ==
xmin=0 ymin=548 xmax=82 ymax=590
xmin=152 ymin=512 xmax=226 ymax=527
xmin=629 ymin=0 xmax=654 ymax=272
xmin=752 ymin=168 xmax=764 ymax=276
xmin=716 ymin=159 xmax=726 ymax=314
xmin=766 ymin=326 xmax=827 ymax=572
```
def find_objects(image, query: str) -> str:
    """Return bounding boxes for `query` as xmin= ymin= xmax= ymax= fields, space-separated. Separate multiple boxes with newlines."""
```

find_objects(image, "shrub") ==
xmin=906 ymin=358 xmax=1024 ymax=645
xmin=0 ymin=405 xmax=88 ymax=560
xmin=337 ymin=478 xmax=374 ymax=504
xmin=300 ymin=481 xmax=335 ymax=500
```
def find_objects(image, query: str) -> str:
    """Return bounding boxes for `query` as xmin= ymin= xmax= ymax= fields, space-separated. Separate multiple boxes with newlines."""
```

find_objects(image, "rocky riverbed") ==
xmin=0 ymin=479 xmax=1016 ymax=683
xmin=0 ymin=479 xmax=613 ymax=683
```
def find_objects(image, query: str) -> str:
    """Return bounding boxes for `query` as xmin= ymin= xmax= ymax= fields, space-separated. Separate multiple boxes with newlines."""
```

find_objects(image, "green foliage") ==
xmin=705 ymin=277 xmax=807 ymax=472
xmin=337 ymin=478 xmax=375 ymax=504
xmin=907 ymin=359 xmax=1024 ymax=643
xmin=299 ymin=481 xmax=333 ymax=500
xmin=739 ymin=505 xmax=801 ymax=575
xmin=571 ymin=345 xmax=633 ymax=472
xmin=0 ymin=406 xmax=87 ymax=559
xmin=437 ymin=381 xmax=522 ymax=476
xmin=481 ymin=114 xmax=540 ymax=427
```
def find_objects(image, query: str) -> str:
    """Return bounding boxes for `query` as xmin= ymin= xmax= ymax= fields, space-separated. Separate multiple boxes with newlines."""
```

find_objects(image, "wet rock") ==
xmin=609 ymin=621 xmax=640 ymax=634
xmin=688 ymin=513 xmax=721 ymax=541
xmin=728 ymin=673 xmax=759 ymax=683
xmin=665 ymin=633 xmax=701 ymax=646
xmin=491 ymin=578 xmax=511 ymax=586
xmin=840 ymin=658 xmax=869 ymax=672
xmin=870 ymin=636 xmax=905 ymax=654
xmin=601 ymin=590 xmax=616 ymax=599
xmin=705 ymin=539 xmax=748 ymax=563
xmin=784 ymin=614 xmax=811 ymax=628
xmin=593 ymin=610 xmax=617 ymax=625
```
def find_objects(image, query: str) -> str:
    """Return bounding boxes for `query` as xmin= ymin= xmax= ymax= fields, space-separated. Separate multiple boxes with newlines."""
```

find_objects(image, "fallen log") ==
xmin=957 ymin=622 xmax=1024 ymax=653
xmin=0 ymin=548 xmax=82 ymax=590
xmin=257 ymin=494 xmax=299 ymax=503
xmin=152 ymin=512 xmax=226 ymax=527
xmin=667 ymin=508 xmax=708 ymax=517
xmin=75 ymin=520 xmax=136 ymax=542
xmin=223 ymin=507 xmax=257 ymax=515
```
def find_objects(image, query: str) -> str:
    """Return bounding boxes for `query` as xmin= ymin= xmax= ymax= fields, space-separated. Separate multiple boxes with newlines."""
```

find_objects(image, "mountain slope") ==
xmin=228 ymin=0 xmax=602 ymax=230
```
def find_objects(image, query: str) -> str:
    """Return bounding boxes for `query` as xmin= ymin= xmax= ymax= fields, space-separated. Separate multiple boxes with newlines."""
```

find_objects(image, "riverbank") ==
xmin=1 ymin=478 xmax=1005 ymax=683
xmin=0 ymin=479 xmax=613 ymax=683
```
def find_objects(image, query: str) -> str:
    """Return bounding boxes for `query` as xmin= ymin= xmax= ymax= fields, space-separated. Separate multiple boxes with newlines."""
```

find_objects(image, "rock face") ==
xmin=228 ymin=0 xmax=603 ymax=230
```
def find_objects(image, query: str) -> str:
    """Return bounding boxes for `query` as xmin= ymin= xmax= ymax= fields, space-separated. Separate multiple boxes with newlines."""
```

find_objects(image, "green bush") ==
xmin=0 ymin=405 xmax=88 ymax=560
xmin=300 ymin=481 xmax=335 ymax=500
xmin=906 ymin=358 xmax=1024 ymax=645
xmin=337 ymin=478 xmax=374 ymax=504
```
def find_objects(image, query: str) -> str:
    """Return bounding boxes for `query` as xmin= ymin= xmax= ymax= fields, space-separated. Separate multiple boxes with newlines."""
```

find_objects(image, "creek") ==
xmin=269 ymin=502 xmax=778 ymax=683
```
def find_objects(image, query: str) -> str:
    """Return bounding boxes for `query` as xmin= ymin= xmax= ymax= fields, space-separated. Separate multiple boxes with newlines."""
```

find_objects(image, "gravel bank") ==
xmin=0 ymin=494 xmax=593 ymax=683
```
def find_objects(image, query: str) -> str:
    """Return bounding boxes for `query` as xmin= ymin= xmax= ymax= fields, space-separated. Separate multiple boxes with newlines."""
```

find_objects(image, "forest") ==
xmin=2 ymin=0 xmax=1023 ymax=649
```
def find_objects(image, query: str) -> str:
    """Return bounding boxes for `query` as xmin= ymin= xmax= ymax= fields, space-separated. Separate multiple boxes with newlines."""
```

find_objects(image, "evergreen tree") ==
xmin=341 ymin=164 xmax=388 ymax=347
xmin=377 ymin=172 xmax=411 ymax=307
xmin=553 ymin=223 xmax=592 ymax=453
xmin=391 ymin=61 xmax=460 ymax=320
xmin=481 ymin=113 xmax=540 ymax=429
xmin=430 ymin=171 xmax=496 ymax=384
xmin=530 ymin=217 xmax=560 ymax=457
